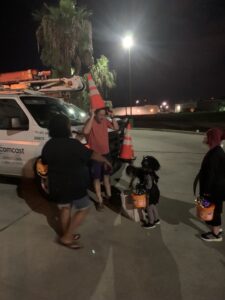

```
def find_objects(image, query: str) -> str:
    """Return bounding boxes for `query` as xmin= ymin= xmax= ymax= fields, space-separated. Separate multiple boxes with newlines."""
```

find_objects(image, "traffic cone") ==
xmin=120 ymin=122 xmax=135 ymax=161
xmin=87 ymin=73 xmax=105 ymax=110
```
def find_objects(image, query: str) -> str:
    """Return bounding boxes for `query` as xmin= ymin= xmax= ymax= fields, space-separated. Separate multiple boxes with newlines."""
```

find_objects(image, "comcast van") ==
xmin=0 ymin=93 xmax=125 ymax=181
xmin=0 ymin=94 xmax=88 ymax=178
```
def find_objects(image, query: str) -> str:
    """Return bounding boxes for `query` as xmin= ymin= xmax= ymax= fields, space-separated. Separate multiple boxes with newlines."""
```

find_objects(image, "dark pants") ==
xmin=206 ymin=202 xmax=223 ymax=227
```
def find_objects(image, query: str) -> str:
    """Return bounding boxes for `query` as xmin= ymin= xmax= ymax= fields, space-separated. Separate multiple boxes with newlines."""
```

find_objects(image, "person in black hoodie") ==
xmin=42 ymin=115 xmax=111 ymax=249
xmin=197 ymin=128 xmax=225 ymax=242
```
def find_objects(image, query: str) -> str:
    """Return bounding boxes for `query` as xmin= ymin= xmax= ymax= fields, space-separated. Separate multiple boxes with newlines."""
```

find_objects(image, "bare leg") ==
xmin=61 ymin=209 xmax=89 ymax=243
xmin=103 ymin=175 xmax=111 ymax=198
xmin=94 ymin=179 xmax=103 ymax=204
xmin=59 ymin=207 xmax=71 ymax=235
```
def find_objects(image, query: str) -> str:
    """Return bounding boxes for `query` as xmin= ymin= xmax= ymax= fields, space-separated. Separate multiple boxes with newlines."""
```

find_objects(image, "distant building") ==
xmin=114 ymin=105 xmax=160 ymax=116
xmin=175 ymin=102 xmax=197 ymax=113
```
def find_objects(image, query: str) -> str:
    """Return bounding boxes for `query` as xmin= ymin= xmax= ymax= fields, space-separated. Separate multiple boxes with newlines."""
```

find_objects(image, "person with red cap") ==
xmin=83 ymin=74 xmax=119 ymax=210
xmin=196 ymin=128 xmax=225 ymax=242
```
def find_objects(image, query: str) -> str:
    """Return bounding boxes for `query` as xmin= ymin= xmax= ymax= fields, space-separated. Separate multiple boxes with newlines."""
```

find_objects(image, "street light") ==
xmin=122 ymin=34 xmax=134 ymax=116
xmin=122 ymin=35 xmax=134 ymax=49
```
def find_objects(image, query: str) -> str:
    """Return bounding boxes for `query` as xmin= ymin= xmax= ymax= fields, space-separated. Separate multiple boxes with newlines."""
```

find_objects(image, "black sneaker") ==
xmin=205 ymin=229 xmax=223 ymax=236
xmin=143 ymin=223 xmax=156 ymax=229
xmin=154 ymin=219 xmax=160 ymax=225
xmin=201 ymin=232 xmax=223 ymax=242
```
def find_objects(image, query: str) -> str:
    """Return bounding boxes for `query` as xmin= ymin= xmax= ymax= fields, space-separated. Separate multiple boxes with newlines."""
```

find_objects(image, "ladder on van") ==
xmin=0 ymin=69 xmax=84 ymax=94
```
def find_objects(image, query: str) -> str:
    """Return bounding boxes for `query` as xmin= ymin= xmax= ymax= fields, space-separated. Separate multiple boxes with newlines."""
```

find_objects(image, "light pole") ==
xmin=122 ymin=34 xmax=134 ymax=116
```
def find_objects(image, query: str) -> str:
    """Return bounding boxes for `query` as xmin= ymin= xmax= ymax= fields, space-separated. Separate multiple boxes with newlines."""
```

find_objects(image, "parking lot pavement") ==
xmin=0 ymin=130 xmax=224 ymax=300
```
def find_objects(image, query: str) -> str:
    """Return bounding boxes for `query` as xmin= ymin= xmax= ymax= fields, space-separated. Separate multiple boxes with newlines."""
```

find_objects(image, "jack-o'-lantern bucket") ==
xmin=36 ymin=158 xmax=48 ymax=177
xmin=196 ymin=201 xmax=215 ymax=221
xmin=131 ymin=193 xmax=147 ymax=208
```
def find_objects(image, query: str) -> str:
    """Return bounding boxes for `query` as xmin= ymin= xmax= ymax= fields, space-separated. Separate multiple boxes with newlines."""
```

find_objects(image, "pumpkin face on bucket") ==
xmin=36 ymin=158 xmax=48 ymax=177
xmin=196 ymin=203 xmax=215 ymax=221
xmin=131 ymin=193 xmax=147 ymax=208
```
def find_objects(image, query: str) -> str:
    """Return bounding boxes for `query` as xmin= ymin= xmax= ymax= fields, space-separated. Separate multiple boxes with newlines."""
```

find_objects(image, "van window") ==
xmin=21 ymin=96 xmax=82 ymax=128
xmin=0 ymin=98 xmax=29 ymax=130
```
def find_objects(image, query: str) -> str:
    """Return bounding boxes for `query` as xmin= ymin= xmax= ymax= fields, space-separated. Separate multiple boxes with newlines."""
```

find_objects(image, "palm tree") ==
xmin=90 ymin=55 xmax=116 ymax=99
xmin=33 ymin=0 xmax=93 ymax=77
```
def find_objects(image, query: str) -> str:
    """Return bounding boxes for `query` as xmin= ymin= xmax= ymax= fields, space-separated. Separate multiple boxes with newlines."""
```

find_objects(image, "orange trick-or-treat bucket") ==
xmin=131 ymin=193 xmax=147 ymax=209
xmin=196 ymin=201 xmax=215 ymax=221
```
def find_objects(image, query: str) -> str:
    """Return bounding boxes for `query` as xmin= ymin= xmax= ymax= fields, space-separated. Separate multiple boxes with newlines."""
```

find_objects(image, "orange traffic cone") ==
xmin=120 ymin=123 xmax=135 ymax=161
xmin=87 ymin=73 xmax=105 ymax=110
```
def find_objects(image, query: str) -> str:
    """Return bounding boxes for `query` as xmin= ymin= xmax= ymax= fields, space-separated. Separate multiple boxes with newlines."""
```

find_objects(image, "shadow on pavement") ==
xmin=18 ymin=178 xmax=61 ymax=235
xmin=14 ymin=179 xmax=182 ymax=300
xmin=159 ymin=196 xmax=198 ymax=229
xmin=159 ymin=195 xmax=225 ymax=259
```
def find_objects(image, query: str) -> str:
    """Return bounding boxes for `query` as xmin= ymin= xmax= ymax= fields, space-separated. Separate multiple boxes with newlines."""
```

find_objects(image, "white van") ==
xmin=0 ymin=94 xmax=87 ymax=178
xmin=0 ymin=93 xmax=126 ymax=181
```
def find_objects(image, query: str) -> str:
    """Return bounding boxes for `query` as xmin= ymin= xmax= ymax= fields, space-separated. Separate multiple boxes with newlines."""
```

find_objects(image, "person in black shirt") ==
xmin=42 ymin=115 xmax=111 ymax=249
xmin=197 ymin=128 xmax=225 ymax=242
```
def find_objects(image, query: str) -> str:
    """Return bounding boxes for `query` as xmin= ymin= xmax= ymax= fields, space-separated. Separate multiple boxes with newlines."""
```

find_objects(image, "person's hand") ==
xmin=108 ymin=110 xmax=114 ymax=118
xmin=104 ymin=160 xmax=112 ymax=171
xmin=90 ymin=109 xmax=95 ymax=118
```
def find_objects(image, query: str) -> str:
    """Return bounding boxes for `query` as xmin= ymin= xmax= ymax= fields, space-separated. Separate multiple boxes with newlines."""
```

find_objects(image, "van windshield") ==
xmin=21 ymin=96 xmax=85 ymax=128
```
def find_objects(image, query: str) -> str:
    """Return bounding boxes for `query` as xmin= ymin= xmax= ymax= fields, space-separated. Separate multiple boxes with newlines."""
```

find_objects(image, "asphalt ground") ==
xmin=0 ymin=130 xmax=224 ymax=300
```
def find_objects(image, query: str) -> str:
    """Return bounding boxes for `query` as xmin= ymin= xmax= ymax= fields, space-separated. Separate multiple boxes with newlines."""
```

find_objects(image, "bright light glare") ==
xmin=68 ymin=108 xmax=75 ymax=115
xmin=80 ymin=112 xmax=86 ymax=118
xmin=166 ymin=105 xmax=169 ymax=109
xmin=122 ymin=35 xmax=134 ymax=49
xmin=162 ymin=102 xmax=167 ymax=106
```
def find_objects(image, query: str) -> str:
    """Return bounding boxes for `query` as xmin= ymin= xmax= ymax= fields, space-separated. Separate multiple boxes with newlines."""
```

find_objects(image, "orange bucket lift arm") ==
xmin=0 ymin=69 xmax=85 ymax=94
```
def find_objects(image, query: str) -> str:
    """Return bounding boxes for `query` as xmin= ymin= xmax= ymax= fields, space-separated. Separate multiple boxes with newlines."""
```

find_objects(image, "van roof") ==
xmin=0 ymin=93 xmax=60 ymax=101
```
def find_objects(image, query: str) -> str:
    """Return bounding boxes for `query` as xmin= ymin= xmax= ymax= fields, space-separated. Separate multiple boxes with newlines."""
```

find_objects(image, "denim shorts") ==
xmin=57 ymin=195 xmax=91 ymax=211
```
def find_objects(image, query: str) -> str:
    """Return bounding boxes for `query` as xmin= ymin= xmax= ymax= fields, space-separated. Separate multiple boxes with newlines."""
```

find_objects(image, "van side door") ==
xmin=0 ymin=97 xmax=31 ymax=176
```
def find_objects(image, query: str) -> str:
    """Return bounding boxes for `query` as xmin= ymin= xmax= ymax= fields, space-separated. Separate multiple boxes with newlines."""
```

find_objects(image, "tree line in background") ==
xmin=34 ymin=0 xmax=116 ymax=110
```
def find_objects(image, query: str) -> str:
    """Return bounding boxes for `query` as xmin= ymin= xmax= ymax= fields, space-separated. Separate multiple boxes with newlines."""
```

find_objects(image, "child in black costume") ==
xmin=126 ymin=156 xmax=161 ymax=229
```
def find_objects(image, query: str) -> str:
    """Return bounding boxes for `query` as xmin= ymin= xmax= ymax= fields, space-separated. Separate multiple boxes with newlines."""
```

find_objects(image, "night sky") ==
xmin=0 ymin=0 xmax=225 ymax=106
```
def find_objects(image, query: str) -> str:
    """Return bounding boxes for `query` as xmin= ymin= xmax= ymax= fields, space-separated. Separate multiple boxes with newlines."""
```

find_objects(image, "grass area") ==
xmin=132 ymin=111 xmax=225 ymax=132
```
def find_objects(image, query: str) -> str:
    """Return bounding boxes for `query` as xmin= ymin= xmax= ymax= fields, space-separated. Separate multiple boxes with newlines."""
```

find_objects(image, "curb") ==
xmin=132 ymin=128 xmax=204 ymax=135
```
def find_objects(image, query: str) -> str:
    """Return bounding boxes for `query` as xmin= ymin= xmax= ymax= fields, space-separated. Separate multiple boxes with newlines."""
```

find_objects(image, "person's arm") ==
xmin=83 ymin=110 xmax=95 ymax=135
xmin=145 ymin=174 xmax=153 ymax=190
xmin=112 ymin=117 xmax=119 ymax=131
xmin=107 ymin=111 xmax=119 ymax=131
xmin=41 ymin=143 xmax=48 ymax=165
xmin=75 ymin=141 xmax=111 ymax=171
xmin=91 ymin=151 xmax=112 ymax=170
